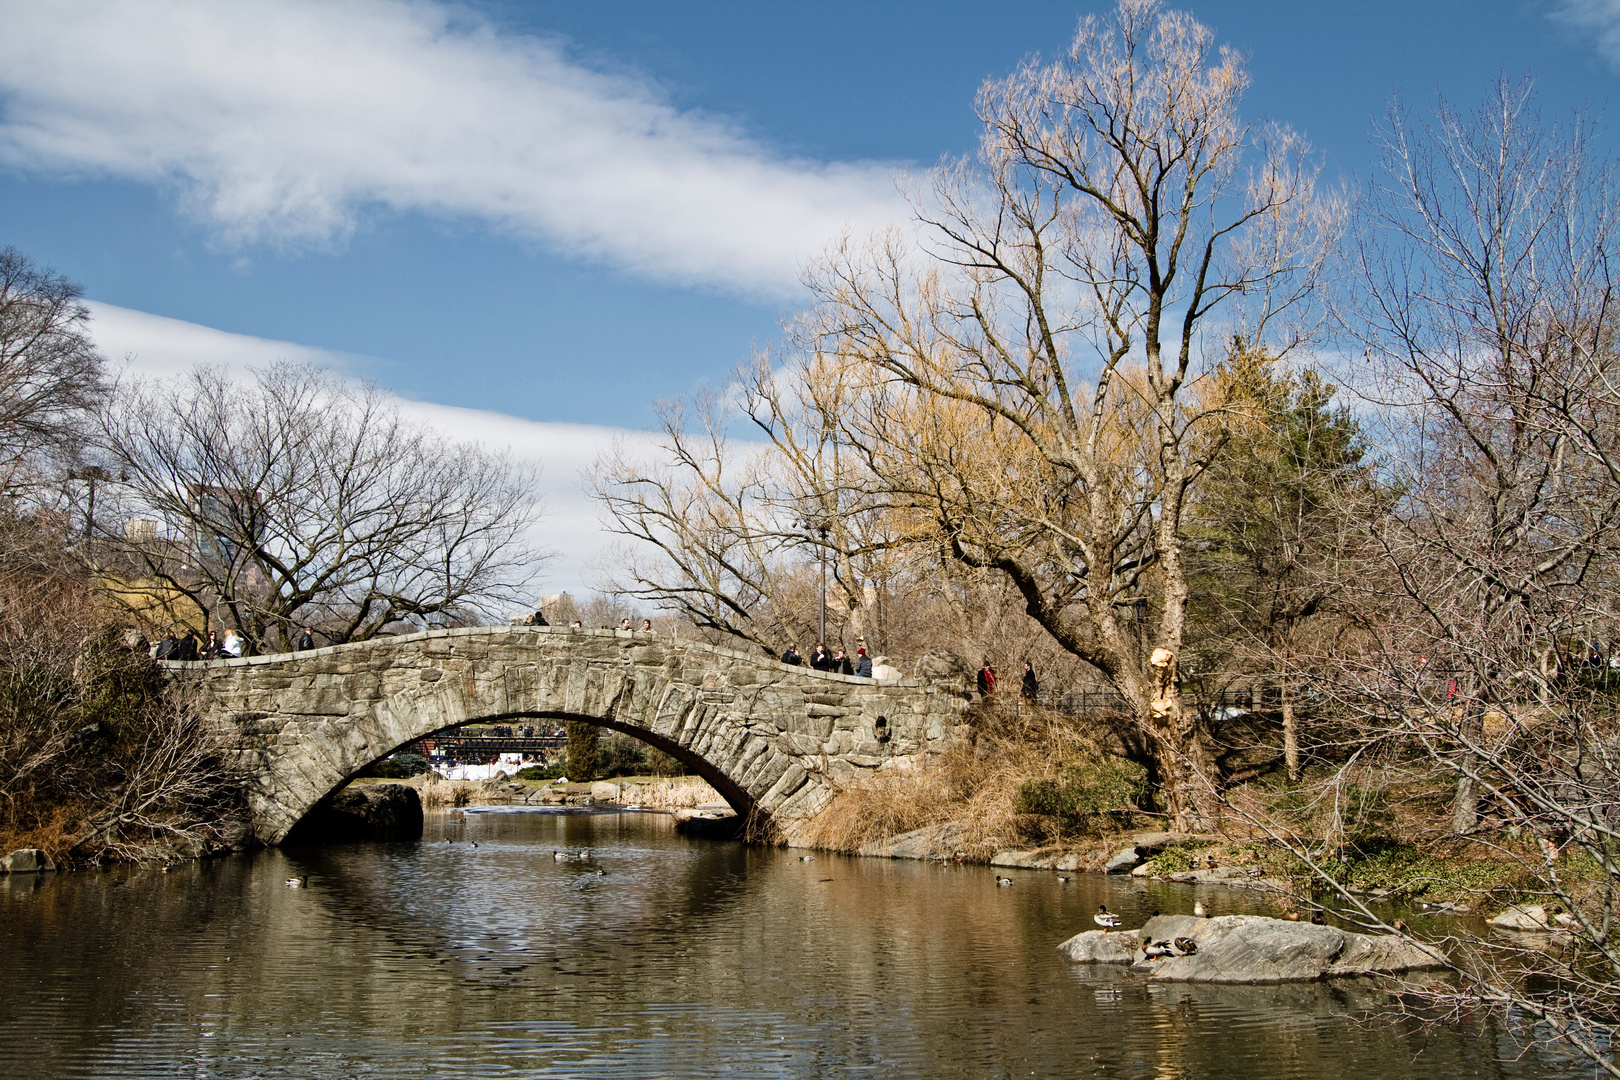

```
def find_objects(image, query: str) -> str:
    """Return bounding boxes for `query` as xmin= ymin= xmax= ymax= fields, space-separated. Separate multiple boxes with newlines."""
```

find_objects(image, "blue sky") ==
xmin=1 ymin=0 xmax=1617 ymax=593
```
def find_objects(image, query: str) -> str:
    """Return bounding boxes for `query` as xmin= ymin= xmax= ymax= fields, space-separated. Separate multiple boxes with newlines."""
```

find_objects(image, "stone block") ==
xmin=1 ymin=848 xmax=55 ymax=873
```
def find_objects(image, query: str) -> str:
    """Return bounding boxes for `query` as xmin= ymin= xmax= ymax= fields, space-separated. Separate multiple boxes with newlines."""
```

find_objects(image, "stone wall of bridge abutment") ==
xmin=164 ymin=625 xmax=976 ymax=846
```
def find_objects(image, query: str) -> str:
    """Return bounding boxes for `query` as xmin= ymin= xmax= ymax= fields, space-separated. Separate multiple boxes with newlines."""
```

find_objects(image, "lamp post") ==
xmin=818 ymin=525 xmax=829 ymax=646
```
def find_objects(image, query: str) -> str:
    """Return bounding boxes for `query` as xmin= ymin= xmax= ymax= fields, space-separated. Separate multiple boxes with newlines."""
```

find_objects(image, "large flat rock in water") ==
xmin=1058 ymin=914 xmax=1447 ymax=983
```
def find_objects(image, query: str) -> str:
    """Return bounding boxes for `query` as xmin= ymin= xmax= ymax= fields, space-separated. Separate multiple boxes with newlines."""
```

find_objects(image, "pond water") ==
xmin=0 ymin=809 xmax=1578 ymax=1079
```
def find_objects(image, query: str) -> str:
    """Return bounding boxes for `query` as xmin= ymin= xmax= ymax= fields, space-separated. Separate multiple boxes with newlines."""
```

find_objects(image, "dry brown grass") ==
xmin=611 ymin=776 xmax=720 ymax=810
xmin=792 ymin=704 xmax=1125 ymax=859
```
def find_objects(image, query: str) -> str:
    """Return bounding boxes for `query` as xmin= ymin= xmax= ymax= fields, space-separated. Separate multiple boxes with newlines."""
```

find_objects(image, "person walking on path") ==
xmin=977 ymin=662 xmax=997 ymax=696
xmin=1021 ymin=661 xmax=1038 ymax=704
xmin=855 ymin=647 xmax=873 ymax=678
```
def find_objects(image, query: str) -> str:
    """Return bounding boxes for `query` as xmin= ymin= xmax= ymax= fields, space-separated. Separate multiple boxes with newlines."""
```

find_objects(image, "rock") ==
xmin=1055 ymin=853 xmax=1082 ymax=872
xmin=1058 ymin=914 xmax=1447 ymax=983
xmin=1104 ymin=847 xmax=1143 ymax=874
xmin=1057 ymin=929 xmax=1139 ymax=964
xmin=872 ymin=663 xmax=904 ymax=682
xmin=1488 ymin=904 xmax=1566 ymax=931
xmin=991 ymin=848 xmax=1061 ymax=869
xmin=287 ymin=783 xmax=424 ymax=843
xmin=1130 ymin=862 xmax=1156 ymax=877
xmin=1 ymin=848 xmax=55 ymax=873
xmin=1130 ymin=831 xmax=1178 ymax=852
xmin=857 ymin=822 xmax=965 ymax=861
xmin=1167 ymin=866 xmax=1251 ymax=884
xmin=673 ymin=807 xmax=742 ymax=840
xmin=590 ymin=781 xmax=624 ymax=801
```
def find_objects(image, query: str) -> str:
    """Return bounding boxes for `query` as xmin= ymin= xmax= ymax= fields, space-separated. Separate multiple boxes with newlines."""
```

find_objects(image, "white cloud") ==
xmin=1553 ymin=0 xmax=1620 ymax=67
xmin=86 ymin=300 xmax=652 ymax=597
xmin=0 ymin=0 xmax=907 ymax=298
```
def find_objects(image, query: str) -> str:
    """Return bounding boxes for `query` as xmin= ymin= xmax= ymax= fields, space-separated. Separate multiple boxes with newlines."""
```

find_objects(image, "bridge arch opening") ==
xmin=284 ymin=712 xmax=759 ymax=844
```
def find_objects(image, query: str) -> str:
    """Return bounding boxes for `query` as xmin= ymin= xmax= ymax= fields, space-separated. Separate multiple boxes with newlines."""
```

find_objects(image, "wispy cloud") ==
xmin=0 ymin=0 xmax=907 ymax=298
xmin=1553 ymin=0 xmax=1620 ymax=67
xmin=87 ymin=300 xmax=652 ymax=595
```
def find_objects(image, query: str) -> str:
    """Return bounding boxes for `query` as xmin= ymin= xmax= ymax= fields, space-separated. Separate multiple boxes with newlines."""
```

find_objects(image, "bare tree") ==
xmin=804 ymin=0 xmax=1337 ymax=828
xmin=95 ymin=362 xmax=545 ymax=650
xmin=590 ymin=360 xmax=910 ymax=658
xmin=0 ymin=247 xmax=106 ymax=498
xmin=1281 ymin=78 xmax=1620 ymax=1075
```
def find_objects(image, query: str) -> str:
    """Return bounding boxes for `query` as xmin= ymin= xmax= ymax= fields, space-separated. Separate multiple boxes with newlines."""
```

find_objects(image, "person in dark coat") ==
xmin=531 ymin=609 xmax=549 ymax=626
xmin=833 ymin=649 xmax=854 ymax=675
xmin=203 ymin=630 xmax=220 ymax=660
xmin=174 ymin=631 xmax=200 ymax=662
xmin=295 ymin=626 xmax=315 ymax=651
xmin=781 ymin=644 xmax=803 ymax=666
xmin=854 ymin=647 xmax=873 ymax=678
xmin=1021 ymin=661 xmax=1038 ymax=704
xmin=976 ymin=662 xmax=997 ymax=696
xmin=809 ymin=644 xmax=832 ymax=671
xmin=153 ymin=633 xmax=176 ymax=660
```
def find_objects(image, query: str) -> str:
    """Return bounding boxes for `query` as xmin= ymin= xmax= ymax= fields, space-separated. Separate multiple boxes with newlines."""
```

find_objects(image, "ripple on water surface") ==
xmin=0 ymin=809 xmax=1569 ymax=1079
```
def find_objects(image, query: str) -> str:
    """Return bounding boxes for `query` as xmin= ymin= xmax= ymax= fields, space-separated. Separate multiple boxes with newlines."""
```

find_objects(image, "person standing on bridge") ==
xmin=529 ymin=609 xmax=549 ymax=626
xmin=855 ymin=647 xmax=872 ymax=678
xmin=833 ymin=649 xmax=854 ymax=675
xmin=220 ymin=628 xmax=243 ymax=658
xmin=781 ymin=644 xmax=802 ymax=666
xmin=810 ymin=644 xmax=832 ymax=671
xmin=295 ymin=625 xmax=315 ymax=651
xmin=640 ymin=618 xmax=654 ymax=633
xmin=618 ymin=618 xmax=632 ymax=631
xmin=174 ymin=630 xmax=199 ymax=661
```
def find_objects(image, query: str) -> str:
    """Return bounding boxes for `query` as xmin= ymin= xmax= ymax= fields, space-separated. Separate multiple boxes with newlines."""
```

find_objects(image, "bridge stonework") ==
xmin=171 ymin=626 xmax=975 ymax=845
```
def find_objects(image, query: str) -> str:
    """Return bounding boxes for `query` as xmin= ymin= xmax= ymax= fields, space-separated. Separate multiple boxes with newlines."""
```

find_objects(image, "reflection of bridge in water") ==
xmin=167 ymin=625 xmax=975 ymax=845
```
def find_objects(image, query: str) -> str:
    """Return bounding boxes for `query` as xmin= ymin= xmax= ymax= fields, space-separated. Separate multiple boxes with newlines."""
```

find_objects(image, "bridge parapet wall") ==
xmin=169 ymin=626 xmax=974 ymax=844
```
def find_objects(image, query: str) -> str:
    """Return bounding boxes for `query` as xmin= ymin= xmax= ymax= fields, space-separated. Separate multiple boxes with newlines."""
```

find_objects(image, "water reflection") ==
xmin=0 ymin=809 xmax=1570 ymax=1079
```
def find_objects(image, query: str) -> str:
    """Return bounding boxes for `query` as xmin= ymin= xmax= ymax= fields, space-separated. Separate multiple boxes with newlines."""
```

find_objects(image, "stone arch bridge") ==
xmin=170 ymin=625 xmax=975 ymax=845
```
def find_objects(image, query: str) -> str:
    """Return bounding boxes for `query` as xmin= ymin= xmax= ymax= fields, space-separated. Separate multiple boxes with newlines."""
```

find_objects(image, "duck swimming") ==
xmin=1193 ymin=900 xmax=1209 ymax=918
xmin=284 ymin=876 xmax=307 ymax=888
xmin=1094 ymin=905 xmax=1121 ymax=928
xmin=996 ymin=876 xmax=1014 ymax=887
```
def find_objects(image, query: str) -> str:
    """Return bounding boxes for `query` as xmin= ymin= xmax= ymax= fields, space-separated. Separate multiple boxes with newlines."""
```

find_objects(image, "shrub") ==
xmin=1013 ymin=753 xmax=1148 ymax=837
xmin=516 ymin=761 xmax=565 ymax=781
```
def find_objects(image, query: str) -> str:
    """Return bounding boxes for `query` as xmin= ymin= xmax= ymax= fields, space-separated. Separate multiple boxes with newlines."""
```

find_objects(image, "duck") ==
xmin=1056 ymin=875 xmax=1072 ymax=885
xmin=284 ymin=876 xmax=307 ymax=888
xmin=1309 ymin=909 xmax=1326 ymax=925
xmin=594 ymin=867 xmax=606 ymax=876
xmin=1093 ymin=905 xmax=1121 ymax=927
xmin=469 ymin=841 xmax=479 ymax=848
xmin=1205 ymin=854 xmax=1219 ymax=869
xmin=996 ymin=876 xmax=1014 ymax=887
xmin=1173 ymin=937 xmax=1198 ymax=955
xmin=1193 ymin=900 xmax=1209 ymax=918
xmin=553 ymin=850 xmax=568 ymax=860
xmin=799 ymin=855 xmax=815 ymax=862
xmin=1142 ymin=939 xmax=1175 ymax=959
